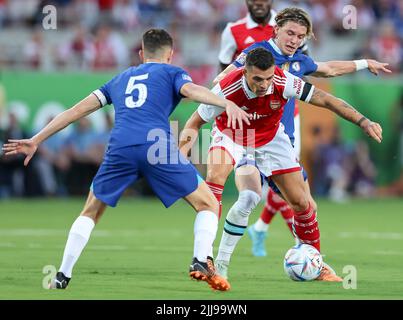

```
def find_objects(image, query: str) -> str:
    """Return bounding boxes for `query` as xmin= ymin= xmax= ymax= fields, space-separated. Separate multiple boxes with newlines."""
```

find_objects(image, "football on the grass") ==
xmin=284 ymin=244 xmax=323 ymax=281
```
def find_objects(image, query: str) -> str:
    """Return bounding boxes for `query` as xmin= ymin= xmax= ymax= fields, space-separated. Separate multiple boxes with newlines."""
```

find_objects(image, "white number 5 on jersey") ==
xmin=125 ymin=74 xmax=149 ymax=108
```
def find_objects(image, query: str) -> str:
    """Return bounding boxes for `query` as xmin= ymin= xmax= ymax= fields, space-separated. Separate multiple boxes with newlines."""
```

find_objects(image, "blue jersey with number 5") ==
xmin=93 ymin=62 xmax=193 ymax=147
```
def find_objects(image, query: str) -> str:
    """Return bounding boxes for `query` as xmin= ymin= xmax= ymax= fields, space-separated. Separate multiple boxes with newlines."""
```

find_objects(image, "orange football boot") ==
xmin=189 ymin=256 xmax=231 ymax=291
xmin=316 ymin=262 xmax=343 ymax=282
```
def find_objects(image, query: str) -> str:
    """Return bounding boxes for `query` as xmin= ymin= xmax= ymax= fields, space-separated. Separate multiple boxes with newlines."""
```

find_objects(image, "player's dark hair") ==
xmin=275 ymin=7 xmax=314 ymax=39
xmin=245 ymin=48 xmax=275 ymax=71
xmin=142 ymin=29 xmax=173 ymax=54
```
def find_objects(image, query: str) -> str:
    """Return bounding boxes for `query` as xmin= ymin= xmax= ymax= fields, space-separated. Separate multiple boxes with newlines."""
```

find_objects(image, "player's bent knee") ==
xmin=288 ymin=195 xmax=309 ymax=213
xmin=237 ymin=190 xmax=261 ymax=213
xmin=194 ymin=186 xmax=219 ymax=214
xmin=310 ymin=199 xmax=318 ymax=212
xmin=206 ymin=169 xmax=229 ymax=186
xmin=196 ymin=196 xmax=219 ymax=215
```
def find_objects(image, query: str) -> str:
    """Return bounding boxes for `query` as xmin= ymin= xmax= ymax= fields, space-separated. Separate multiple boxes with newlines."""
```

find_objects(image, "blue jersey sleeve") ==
xmin=302 ymin=55 xmax=318 ymax=75
xmin=93 ymin=76 xmax=117 ymax=107
xmin=232 ymin=43 xmax=261 ymax=68
xmin=173 ymin=68 xmax=193 ymax=97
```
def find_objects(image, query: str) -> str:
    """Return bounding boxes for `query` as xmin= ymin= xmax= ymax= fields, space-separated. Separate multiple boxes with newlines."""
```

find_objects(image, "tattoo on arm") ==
xmin=310 ymin=88 xmax=363 ymax=125
xmin=338 ymin=100 xmax=361 ymax=121
xmin=310 ymin=88 xmax=328 ymax=102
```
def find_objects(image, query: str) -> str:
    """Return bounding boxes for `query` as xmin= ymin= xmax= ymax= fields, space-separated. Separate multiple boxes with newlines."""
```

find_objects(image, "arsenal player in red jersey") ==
xmin=216 ymin=7 xmax=390 ymax=259
xmin=218 ymin=0 xmax=277 ymax=70
xmin=180 ymin=48 xmax=382 ymax=282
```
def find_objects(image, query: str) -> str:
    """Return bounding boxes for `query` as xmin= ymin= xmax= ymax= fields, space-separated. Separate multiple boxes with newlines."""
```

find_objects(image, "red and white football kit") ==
xmin=198 ymin=67 xmax=314 ymax=178
xmin=218 ymin=12 xmax=276 ymax=65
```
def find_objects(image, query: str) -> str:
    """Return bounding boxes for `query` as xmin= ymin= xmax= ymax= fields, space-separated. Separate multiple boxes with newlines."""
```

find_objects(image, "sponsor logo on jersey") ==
xmin=251 ymin=112 xmax=268 ymax=120
xmin=244 ymin=36 xmax=255 ymax=44
xmin=291 ymin=62 xmax=301 ymax=72
xmin=293 ymin=78 xmax=302 ymax=95
xmin=214 ymin=136 xmax=223 ymax=143
xmin=270 ymin=100 xmax=281 ymax=110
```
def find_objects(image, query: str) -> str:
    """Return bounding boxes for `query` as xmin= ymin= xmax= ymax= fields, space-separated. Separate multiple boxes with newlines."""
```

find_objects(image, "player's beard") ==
xmin=250 ymin=9 xmax=271 ymax=24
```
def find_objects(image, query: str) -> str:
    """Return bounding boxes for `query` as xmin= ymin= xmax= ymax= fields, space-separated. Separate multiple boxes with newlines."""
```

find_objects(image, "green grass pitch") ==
xmin=0 ymin=197 xmax=402 ymax=300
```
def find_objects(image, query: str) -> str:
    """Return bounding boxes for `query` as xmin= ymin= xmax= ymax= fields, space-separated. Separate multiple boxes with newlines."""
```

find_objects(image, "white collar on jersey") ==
xmin=246 ymin=10 xmax=277 ymax=29
xmin=268 ymin=38 xmax=294 ymax=58
xmin=242 ymin=75 xmax=274 ymax=99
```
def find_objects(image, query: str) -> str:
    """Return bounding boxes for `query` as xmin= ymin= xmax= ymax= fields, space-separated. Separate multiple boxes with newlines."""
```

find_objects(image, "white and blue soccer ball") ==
xmin=283 ymin=244 xmax=323 ymax=281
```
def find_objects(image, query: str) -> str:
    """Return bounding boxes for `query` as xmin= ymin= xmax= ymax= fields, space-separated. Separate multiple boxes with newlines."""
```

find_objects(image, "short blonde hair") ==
xmin=275 ymin=7 xmax=314 ymax=39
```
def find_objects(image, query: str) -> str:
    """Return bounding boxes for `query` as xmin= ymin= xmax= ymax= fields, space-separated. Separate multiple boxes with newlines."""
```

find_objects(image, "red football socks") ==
xmin=293 ymin=203 xmax=321 ymax=252
xmin=206 ymin=181 xmax=224 ymax=219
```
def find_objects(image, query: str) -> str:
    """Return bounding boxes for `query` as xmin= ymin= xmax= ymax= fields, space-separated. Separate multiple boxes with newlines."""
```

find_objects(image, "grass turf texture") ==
xmin=0 ymin=197 xmax=402 ymax=300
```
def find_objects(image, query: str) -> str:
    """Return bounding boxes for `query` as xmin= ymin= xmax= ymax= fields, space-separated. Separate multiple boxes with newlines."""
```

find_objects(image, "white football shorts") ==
xmin=208 ymin=123 xmax=301 ymax=177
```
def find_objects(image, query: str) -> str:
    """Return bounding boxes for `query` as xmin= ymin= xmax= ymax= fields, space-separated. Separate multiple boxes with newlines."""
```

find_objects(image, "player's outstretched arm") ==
xmin=180 ymin=82 xmax=251 ymax=130
xmin=309 ymin=88 xmax=383 ymax=143
xmin=179 ymin=112 xmax=207 ymax=158
xmin=313 ymin=59 xmax=391 ymax=78
xmin=213 ymin=64 xmax=237 ymax=85
xmin=2 ymin=94 xmax=101 ymax=166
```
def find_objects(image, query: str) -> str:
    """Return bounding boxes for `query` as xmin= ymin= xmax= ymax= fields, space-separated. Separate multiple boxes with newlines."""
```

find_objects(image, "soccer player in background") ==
xmin=218 ymin=0 xmax=277 ymax=71
xmin=2 ymin=29 xmax=252 ymax=292
xmin=219 ymin=0 xmax=311 ymax=72
xmin=180 ymin=48 xmax=383 ymax=281
xmin=215 ymin=7 xmax=391 ymax=258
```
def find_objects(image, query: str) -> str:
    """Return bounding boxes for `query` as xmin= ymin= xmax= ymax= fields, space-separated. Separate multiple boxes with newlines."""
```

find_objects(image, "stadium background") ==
xmin=0 ymin=0 xmax=402 ymax=300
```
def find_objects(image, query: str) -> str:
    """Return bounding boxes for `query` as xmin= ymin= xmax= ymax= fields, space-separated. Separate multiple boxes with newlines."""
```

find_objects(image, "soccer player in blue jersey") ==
xmin=2 ymin=29 xmax=252 ymax=292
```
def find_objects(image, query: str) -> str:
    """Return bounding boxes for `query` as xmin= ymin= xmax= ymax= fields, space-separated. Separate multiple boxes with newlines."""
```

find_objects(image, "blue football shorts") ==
xmin=92 ymin=142 xmax=202 ymax=208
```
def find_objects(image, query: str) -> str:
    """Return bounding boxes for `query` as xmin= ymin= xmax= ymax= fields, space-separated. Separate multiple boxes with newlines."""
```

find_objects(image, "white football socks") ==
xmin=193 ymin=210 xmax=218 ymax=263
xmin=59 ymin=216 xmax=95 ymax=278
xmin=254 ymin=218 xmax=270 ymax=232
xmin=216 ymin=190 xmax=261 ymax=263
